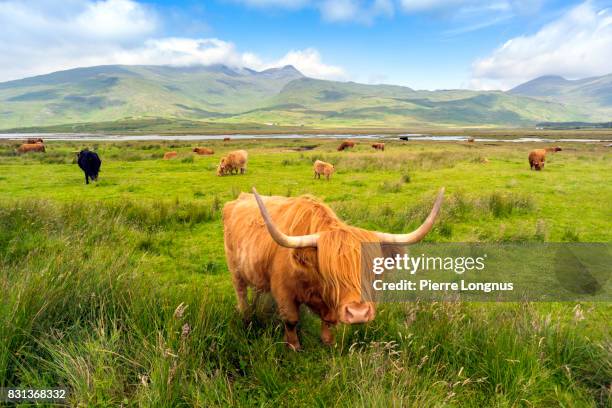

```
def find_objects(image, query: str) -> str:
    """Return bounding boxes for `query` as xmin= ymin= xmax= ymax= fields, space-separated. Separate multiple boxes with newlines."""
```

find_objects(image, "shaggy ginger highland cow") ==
xmin=337 ymin=140 xmax=356 ymax=151
xmin=223 ymin=187 xmax=444 ymax=350
xmin=313 ymin=160 xmax=334 ymax=180
xmin=529 ymin=147 xmax=562 ymax=170
xmin=193 ymin=147 xmax=214 ymax=155
xmin=17 ymin=143 xmax=46 ymax=154
xmin=217 ymin=150 xmax=248 ymax=176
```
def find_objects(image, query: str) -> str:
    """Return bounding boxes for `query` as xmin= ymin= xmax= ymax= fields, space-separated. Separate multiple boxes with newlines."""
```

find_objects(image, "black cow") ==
xmin=77 ymin=149 xmax=101 ymax=184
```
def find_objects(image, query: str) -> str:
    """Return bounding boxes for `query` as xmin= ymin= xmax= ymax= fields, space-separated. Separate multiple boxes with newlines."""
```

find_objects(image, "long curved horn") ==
xmin=375 ymin=188 xmax=445 ymax=244
xmin=252 ymin=187 xmax=319 ymax=248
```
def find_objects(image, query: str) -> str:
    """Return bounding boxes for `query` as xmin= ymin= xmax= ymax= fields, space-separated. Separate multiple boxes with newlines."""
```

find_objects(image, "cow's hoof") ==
xmin=286 ymin=342 xmax=302 ymax=351
xmin=320 ymin=333 xmax=334 ymax=346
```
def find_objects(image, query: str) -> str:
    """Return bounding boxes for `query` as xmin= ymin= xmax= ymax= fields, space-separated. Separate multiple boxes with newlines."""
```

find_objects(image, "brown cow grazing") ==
xmin=313 ymin=160 xmax=334 ymax=180
xmin=467 ymin=138 xmax=475 ymax=143
xmin=528 ymin=147 xmax=562 ymax=170
xmin=17 ymin=143 xmax=46 ymax=154
xmin=163 ymin=151 xmax=178 ymax=160
xmin=337 ymin=140 xmax=356 ymax=151
xmin=223 ymin=137 xmax=231 ymax=142
xmin=371 ymin=142 xmax=385 ymax=151
xmin=223 ymin=187 xmax=444 ymax=350
xmin=193 ymin=147 xmax=214 ymax=155
xmin=26 ymin=138 xmax=44 ymax=144
xmin=217 ymin=150 xmax=248 ymax=176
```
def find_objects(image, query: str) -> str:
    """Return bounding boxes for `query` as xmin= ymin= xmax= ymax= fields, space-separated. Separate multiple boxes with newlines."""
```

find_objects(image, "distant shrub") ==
xmin=379 ymin=180 xmax=403 ymax=193
xmin=486 ymin=192 xmax=534 ymax=218
xmin=437 ymin=222 xmax=453 ymax=238
xmin=281 ymin=158 xmax=300 ymax=166
xmin=230 ymin=186 xmax=241 ymax=199
xmin=562 ymin=228 xmax=580 ymax=242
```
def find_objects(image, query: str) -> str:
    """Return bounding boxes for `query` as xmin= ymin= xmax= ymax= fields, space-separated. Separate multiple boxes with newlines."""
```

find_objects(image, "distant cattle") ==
xmin=217 ymin=150 xmax=248 ymax=176
xmin=467 ymin=138 xmax=475 ymax=143
xmin=313 ymin=160 xmax=334 ymax=180
xmin=163 ymin=151 xmax=178 ymax=160
xmin=76 ymin=149 xmax=101 ymax=184
xmin=26 ymin=138 xmax=44 ymax=144
xmin=17 ymin=143 xmax=46 ymax=154
xmin=193 ymin=147 xmax=214 ymax=155
xmin=223 ymin=137 xmax=231 ymax=142
xmin=399 ymin=136 xmax=409 ymax=141
xmin=371 ymin=143 xmax=385 ymax=151
xmin=337 ymin=140 xmax=356 ymax=151
xmin=223 ymin=187 xmax=444 ymax=350
xmin=529 ymin=147 xmax=562 ymax=171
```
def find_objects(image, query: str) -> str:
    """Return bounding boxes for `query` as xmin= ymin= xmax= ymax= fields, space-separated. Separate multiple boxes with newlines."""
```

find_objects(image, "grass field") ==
xmin=4 ymin=116 xmax=612 ymax=137
xmin=0 ymin=137 xmax=610 ymax=406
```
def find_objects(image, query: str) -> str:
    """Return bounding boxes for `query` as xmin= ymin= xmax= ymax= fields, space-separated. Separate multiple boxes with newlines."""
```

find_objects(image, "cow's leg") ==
xmin=283 ymin=318 xmax=300 ymax=351
xmin=231 ymin=274 xmax=249 ymax=314
xmin=272 ymin=285 xmax=301 ymax=350
xmin=85 ymin=173 xmax=89 ymax=184
xmin=320 ymin=320 xmax=335 ymax=345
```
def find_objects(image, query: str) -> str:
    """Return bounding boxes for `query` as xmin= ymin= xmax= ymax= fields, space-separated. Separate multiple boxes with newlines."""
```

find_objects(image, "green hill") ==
xmin=0 ymin=64 xmax=608 ymax=131
xmin=509 ymin=74 xmax=612 ymax=120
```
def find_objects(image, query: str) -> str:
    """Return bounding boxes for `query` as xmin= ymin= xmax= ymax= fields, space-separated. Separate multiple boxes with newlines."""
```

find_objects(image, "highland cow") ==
xmin=217 ymin=150 xmax=248 ymax=176
xmin=529 ymin=147 xmax=562 ymax=170
xmin=313 ymin=160 xmax=334 ymax=180
xmin=223 ymin=187 xmax=444 ymax=350
xmin=337 ymin=140 xmax=356 ymax=151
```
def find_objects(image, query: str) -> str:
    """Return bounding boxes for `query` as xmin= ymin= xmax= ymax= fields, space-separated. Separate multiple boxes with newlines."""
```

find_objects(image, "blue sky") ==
xmin=0 ymin=0 xmax=611 ymax=89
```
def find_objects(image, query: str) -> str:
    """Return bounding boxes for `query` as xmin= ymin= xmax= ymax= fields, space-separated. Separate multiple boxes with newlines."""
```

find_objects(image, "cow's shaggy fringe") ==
xmin=316 ymin=227 xmax=379 ymax=307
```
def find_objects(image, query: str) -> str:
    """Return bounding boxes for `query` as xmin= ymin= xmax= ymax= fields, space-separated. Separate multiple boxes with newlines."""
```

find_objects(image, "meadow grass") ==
xmin=0 ymin=138 xmax=610 ymax=406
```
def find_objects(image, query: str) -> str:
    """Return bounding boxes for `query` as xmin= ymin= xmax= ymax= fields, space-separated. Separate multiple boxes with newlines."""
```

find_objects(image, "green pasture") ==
xmin=0 ymin=138 xmax=610 ymax=406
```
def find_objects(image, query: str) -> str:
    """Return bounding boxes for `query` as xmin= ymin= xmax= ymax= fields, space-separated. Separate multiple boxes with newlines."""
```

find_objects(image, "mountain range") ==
xmin=1 ymin=64 xmax=610 ymax=131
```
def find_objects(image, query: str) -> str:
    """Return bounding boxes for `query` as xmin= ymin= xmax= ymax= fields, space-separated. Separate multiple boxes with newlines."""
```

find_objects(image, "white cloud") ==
xmin=272 ymin=48 xmax=346 ymax=79
xmin=108 ymin=39 xmax=346 ymax=80
xmin=232 ymin=0 xmax=395 ymax=23
xmin=0 ymin=0 xmax=345 ymax=82
xmin=399 ymin=0 xmax=541 ymax=14
xmin=232 ymin=0 xmax=539 ymax=25
xmin=470 ymin=2 xmax=612 ymax=90
xmin=319 ymin=0 xmax=394 ymax=23
xmin=75 ymin=0 xmax=156 ymax=38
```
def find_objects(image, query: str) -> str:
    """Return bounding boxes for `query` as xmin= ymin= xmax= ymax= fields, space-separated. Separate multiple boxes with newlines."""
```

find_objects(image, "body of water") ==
xmin=0 ymin=133 xmax=609 ymax=143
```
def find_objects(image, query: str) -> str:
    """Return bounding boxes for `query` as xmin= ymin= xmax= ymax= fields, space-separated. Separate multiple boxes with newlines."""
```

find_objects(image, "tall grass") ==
xmin=332 ymin=190 xmax=543 ymax=242
xmin=1 ymin=199 xmax=610 ymax=406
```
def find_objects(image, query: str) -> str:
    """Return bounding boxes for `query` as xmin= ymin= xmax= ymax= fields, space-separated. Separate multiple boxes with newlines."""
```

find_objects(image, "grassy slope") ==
xmin=0 ymin=139 xmax=610 ymax=406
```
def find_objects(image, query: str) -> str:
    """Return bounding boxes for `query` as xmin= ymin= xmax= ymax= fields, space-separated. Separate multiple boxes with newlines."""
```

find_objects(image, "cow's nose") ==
xmin=342 ymin=302 xmax=373 ymax=324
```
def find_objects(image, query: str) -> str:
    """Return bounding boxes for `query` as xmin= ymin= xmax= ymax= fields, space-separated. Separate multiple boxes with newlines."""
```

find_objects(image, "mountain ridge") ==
xmin=1 ymin=64 xmax=609 ymax=130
